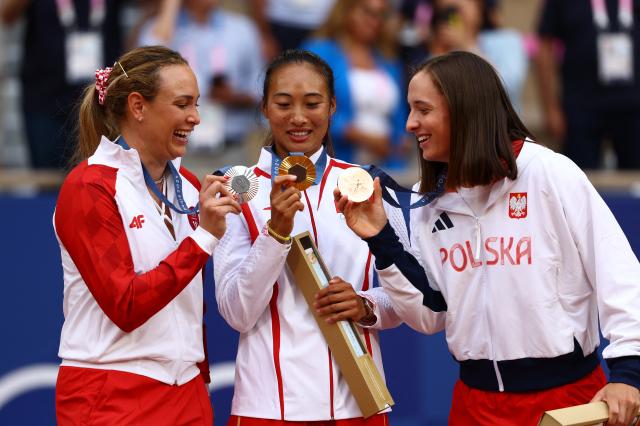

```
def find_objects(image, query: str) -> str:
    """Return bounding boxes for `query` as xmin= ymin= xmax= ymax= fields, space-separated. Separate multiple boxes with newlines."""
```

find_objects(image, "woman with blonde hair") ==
xmin=54 ymin=45 xmax=240 ymax=425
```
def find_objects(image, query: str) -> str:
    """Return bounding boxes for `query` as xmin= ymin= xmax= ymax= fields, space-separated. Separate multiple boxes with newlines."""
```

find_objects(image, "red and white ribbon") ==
xmin=95 ymin=67 xmax=113 ymax=106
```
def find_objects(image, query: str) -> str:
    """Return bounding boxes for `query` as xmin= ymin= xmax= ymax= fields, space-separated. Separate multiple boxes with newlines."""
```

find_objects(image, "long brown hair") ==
xmin=412 ymin=51 xmax=533 ymax=192
xmin=73 ymin=46 xmax=188 ymax=165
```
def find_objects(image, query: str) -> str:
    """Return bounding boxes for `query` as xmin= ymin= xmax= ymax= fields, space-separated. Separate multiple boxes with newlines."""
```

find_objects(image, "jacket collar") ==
xmin=90 ymin=136 xmax=182 ymax=183
xmin=431 ymin=139 xmax=540 ymax=214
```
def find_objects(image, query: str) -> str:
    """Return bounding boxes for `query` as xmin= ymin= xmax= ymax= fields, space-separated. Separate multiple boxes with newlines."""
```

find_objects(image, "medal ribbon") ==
xmin=363 ymin=164 xmax=447 ymax=210
xmin=267 ymin=146 xmax=327 ymax=187
xmin=117 ymin=137 xmax=199 ymax=215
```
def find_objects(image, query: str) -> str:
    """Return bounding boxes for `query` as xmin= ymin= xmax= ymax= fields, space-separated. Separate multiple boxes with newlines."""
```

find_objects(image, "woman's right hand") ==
xmin=269 ymin=175 xmax=304 ymax=237
xmin=198 ymin=175 xmax=242 ymax=239
xmin=334 ymin=177 xmax=388 ymax=239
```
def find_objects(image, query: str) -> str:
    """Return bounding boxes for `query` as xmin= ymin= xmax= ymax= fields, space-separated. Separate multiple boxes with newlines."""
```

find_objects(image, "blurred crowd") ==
xmin=0 ymin=0 xmax=639 ymax=173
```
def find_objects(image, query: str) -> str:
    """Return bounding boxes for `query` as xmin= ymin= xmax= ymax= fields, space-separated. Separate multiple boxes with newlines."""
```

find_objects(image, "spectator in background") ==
xmin=250 ymin=0 xmax=336 ymax=60
xmin=303 ymin=0 xmax=408 ymax=170
xmin=0 ymin=0 xmax=125 ymax=169
xmin=138 ymin=0 xmax=264 ymax=151
xmin=397 ymin=0 xmax=434 ymax=75
xmin=536 ymin=0 xmax=640 ymax=170
xmin=426 ymin=0 xmax=527 ymax=111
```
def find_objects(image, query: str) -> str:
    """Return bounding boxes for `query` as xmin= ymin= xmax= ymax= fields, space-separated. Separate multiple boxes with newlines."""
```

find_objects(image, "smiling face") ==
xmin=262 ymin=62 xmax=336 ymax=158
xmin=140 ymin=64 xmax=200 ymax=162
xmin=406 ymin=70 xmax=451 ymax=163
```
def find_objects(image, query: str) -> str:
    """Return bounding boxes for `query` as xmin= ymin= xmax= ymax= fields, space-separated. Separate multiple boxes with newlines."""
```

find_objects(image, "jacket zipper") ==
xmin=458 ymin=194 xmax=505 ymax=392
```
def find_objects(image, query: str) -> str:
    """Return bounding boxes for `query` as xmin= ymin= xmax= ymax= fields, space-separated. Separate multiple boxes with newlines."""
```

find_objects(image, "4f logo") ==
xmin=509 ymin=192 xmax=527 ymax=219
xmin=129 ymin=215 xmax=145 ymax=229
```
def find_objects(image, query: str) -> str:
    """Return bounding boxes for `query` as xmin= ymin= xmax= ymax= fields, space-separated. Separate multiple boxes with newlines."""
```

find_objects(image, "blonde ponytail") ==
xmin=71 ymin=46 xmax=188 ymax=166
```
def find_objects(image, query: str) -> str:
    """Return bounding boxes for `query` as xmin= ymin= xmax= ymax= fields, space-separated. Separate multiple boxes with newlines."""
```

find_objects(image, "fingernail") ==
xmin=224 ymin=176 xmax=230 ymax=180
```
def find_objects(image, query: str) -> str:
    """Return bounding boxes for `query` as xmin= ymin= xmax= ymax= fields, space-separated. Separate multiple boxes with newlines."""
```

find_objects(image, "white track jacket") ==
xmin=54 ymin=137 xmax=217 ymax=385
xmin=367 ymin=141 xmax=640 ymax=392
xmin=214 ymin=147 xmax=401 ymax=420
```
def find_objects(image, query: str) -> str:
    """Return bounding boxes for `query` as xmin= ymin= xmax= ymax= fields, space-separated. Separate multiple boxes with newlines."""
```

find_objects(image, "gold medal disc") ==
xmin=278 ymin=155 xmax=316 ymax=191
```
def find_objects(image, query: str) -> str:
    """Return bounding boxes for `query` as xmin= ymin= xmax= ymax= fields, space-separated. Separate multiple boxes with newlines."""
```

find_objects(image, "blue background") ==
xmin=0 ymin=192 xmax=638 ymax=426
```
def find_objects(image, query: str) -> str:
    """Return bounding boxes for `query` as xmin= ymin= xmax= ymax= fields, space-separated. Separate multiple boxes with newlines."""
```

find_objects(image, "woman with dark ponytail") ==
xmin=214 ymin=49 xmax=401 ymax=425
xmin=54 ymin=45 xmax=240 ymax=425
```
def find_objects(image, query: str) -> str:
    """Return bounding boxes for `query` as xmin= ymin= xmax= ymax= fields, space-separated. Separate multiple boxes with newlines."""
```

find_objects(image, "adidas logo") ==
xmin=432 ymin=212 xmax=454 ymax=233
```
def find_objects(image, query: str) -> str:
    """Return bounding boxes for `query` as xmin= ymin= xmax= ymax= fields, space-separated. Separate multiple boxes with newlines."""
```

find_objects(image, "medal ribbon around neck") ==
xmin=267 ymin=145 xmax=328 ymax=190
xmin=117 ymin=137 xmax=199 ymax=215
xmin=363 ymin=164 xmax=447 ymax=210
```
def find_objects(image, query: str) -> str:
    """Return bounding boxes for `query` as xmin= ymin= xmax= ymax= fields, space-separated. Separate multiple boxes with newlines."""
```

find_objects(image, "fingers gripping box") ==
xmin=286 ymin=231 xmax=394 ymax=418
xmin=538 ymin=401 xmax=639 ymax=426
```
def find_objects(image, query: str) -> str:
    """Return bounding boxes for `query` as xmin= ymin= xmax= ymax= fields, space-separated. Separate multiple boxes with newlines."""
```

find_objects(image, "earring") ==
xmin=137 ymin=116 xmax=143 ymax=123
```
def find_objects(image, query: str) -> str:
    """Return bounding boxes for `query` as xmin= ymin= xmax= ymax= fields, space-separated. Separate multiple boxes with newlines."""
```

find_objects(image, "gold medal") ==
xmin=278 ymin=155 xmax=316 ymax=191
xmin=223 ymin=166 xmax=259 ymax=204
xmin=338 ymin=167 xmax=374 ymax=203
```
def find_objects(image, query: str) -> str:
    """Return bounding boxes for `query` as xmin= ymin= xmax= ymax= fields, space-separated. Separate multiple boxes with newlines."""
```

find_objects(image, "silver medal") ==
xmin=223 ymin=166 xmax=259 ymax=204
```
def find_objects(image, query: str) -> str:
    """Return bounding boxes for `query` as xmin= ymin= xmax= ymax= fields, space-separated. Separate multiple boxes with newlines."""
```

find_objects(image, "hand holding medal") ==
xmin=334 ymin=175 xmax=388 ymax=239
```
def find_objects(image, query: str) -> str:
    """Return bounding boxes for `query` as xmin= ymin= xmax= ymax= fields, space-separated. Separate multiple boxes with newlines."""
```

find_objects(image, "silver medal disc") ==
xmin=223 ymin=166 xmax=259 ymax=204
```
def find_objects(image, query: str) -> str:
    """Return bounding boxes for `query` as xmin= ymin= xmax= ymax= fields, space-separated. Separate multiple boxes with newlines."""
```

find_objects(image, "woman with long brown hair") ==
xmin=337 ymin=51 xmax=640 ymax=426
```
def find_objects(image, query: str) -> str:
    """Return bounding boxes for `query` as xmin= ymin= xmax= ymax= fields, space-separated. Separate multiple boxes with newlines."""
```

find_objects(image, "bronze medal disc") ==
xmin=338 ymin=167 xmax=374 ymax=202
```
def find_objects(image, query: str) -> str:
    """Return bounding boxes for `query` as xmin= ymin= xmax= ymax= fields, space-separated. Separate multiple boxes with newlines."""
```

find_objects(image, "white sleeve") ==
xmin=358 ymin=286 xmax=402 ymax=330
xmin=213 ymin=212 xmax=290 ymax=333
xmin=376 ymin=262 xmax=446 ymax=335
xmin=553 ymin=154 xmax=640 ymax=361
xmin=366 ymin=201 xmax=446 ymax=335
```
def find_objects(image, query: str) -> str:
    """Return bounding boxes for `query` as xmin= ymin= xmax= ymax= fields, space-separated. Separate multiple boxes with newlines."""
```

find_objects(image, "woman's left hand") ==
xmin=591 ymin=382 xmax=640 ymax=426
xmin=314 ymin=277 xmax=367 ymax=324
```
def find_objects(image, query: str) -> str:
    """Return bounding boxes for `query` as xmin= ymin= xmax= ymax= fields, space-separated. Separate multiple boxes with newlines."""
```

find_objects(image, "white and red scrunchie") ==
xmin=95 ymin=67 xmax=113 ymax=106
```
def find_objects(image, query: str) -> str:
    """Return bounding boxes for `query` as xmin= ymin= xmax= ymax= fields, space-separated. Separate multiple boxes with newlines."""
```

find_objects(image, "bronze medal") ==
xmin=338 ymin=167 xmax=374 ymax=202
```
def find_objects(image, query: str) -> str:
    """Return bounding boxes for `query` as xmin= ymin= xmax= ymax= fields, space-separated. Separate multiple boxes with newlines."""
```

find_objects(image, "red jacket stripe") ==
xmin=240 ymin=203 xmax=285 ymax=419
